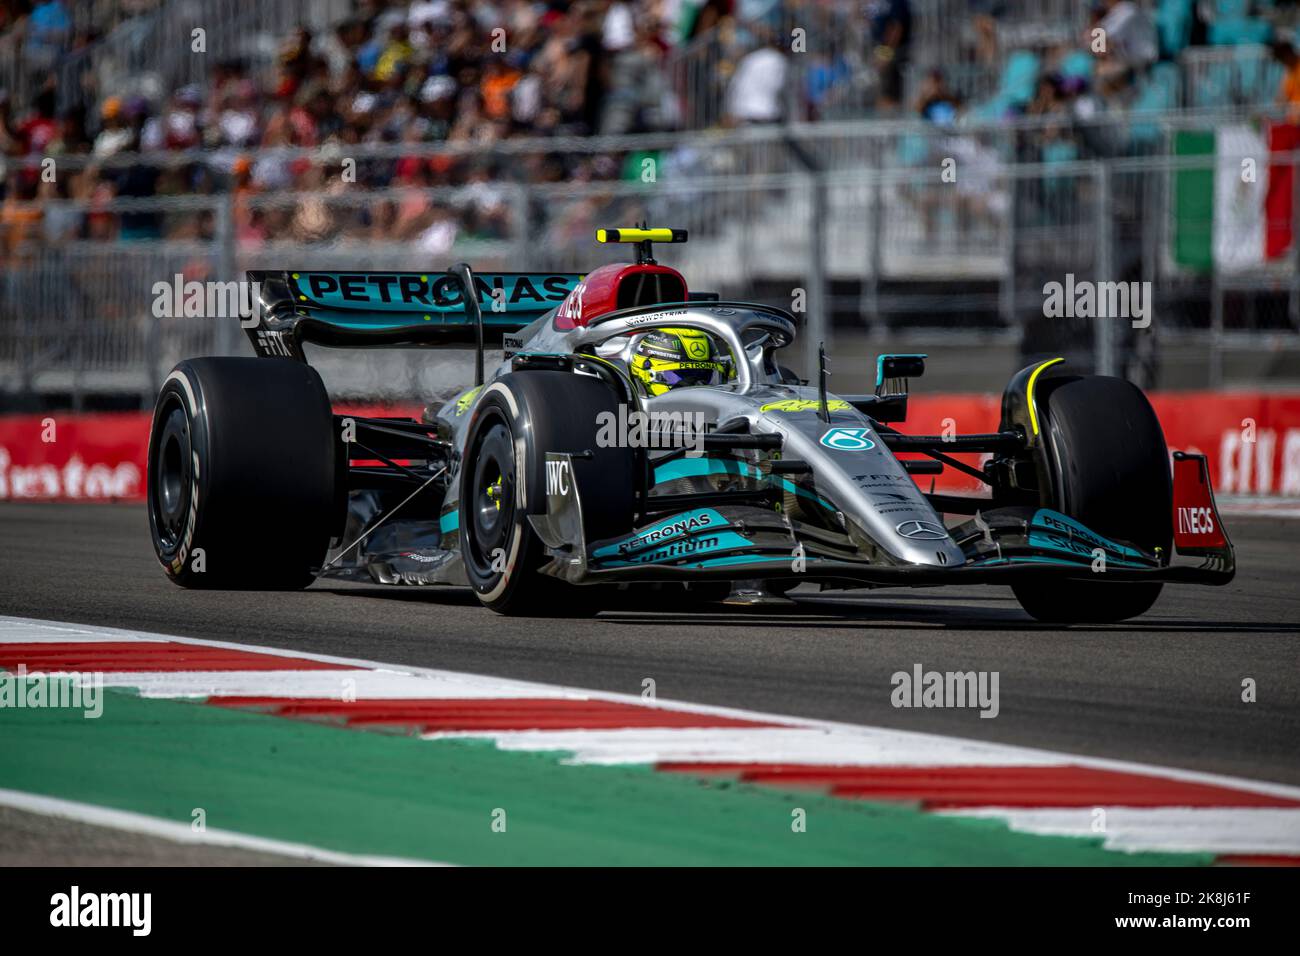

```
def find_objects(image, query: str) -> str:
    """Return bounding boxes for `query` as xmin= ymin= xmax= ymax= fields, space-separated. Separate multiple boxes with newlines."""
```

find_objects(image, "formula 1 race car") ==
xmin=146 ymin=228 xmax=1235 ymax=623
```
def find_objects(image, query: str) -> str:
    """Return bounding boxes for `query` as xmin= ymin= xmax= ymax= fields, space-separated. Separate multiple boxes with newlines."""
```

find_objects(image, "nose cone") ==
xmin=766 ymin=405 xmax=968 ymax=569
xmin=890 ymin=523 xmax=966 ymax=568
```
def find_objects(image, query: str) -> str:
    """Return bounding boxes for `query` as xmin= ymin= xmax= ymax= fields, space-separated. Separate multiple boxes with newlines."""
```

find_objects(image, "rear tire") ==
xmin=1012 ymin=375 xmax=1171 ymax=624
xmin=459 ymin=372 xmax=635 ymax=615
xmin=147 ymin=357 xmax=336 ymax=589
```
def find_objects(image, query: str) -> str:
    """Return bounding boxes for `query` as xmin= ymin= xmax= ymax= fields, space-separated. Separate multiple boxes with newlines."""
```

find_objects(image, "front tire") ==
xmin=1012 ymin=375 xmax=1171 ymax=624
xmin=147 ymin=357 xmax=337 ymax=589
xmin=459 ymin=372 xmax=635 ymax=614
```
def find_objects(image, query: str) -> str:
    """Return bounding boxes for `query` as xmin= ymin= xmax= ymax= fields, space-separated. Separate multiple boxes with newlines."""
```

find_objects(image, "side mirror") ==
xmin=875 ymin=353 xmax=927 ymax=398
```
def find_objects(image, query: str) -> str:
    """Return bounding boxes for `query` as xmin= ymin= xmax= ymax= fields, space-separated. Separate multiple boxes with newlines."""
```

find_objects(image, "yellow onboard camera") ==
xmin=596 ymin=227 xmax=687 ymax=264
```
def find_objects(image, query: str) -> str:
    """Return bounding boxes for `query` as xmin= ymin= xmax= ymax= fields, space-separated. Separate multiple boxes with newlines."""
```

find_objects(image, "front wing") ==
xmin=529 ymin=453 xmax=1236 ymax=588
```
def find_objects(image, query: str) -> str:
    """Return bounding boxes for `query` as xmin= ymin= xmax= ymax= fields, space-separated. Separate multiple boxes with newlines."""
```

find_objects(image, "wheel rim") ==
xmin=465 ymin=419 xmax=516 ymax=578
xmin=152 ymin=395 xmax=192 ymax=553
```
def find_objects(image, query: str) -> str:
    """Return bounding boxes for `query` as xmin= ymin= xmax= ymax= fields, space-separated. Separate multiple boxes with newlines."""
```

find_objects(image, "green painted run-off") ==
xmin=0 ymin=689 xmax=1209 ymax=866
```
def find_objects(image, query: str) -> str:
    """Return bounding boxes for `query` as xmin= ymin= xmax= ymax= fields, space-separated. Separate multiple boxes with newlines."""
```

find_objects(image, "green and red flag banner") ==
xmin=1173 ymin=123 xmax=1297 ymax=272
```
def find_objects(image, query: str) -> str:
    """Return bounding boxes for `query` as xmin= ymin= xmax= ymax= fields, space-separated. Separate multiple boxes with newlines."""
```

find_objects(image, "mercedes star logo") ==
xmin=896 ymin=520 xmax=949 ymax=540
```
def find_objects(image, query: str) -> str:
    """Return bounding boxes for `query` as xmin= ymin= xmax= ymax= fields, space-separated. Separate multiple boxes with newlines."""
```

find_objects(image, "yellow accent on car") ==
xmin=760 ymin=399 xmax=852 ymax=413
xmin=454 ymin=385 xmax=484 ymax=416
xmin=1027 ymin=357 xmax=1064 ymax=435
xmin=596 ymin=228 xmax=685 ymax=243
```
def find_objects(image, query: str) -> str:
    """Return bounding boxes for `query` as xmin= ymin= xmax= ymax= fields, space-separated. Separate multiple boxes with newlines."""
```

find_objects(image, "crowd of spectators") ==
xmin=3 ymin=0 xmax=1298 ymax=256
xmin=908 ymin=0 xmax=1300 ymax=164
xmin=1 ymin=0 xmax=807 ymax=253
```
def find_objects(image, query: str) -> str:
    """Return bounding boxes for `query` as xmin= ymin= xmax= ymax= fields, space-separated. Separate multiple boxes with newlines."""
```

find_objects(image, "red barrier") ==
xmin=0 ymin=413 xmax=149 ymax=501
xmin=905 ymin=393 xmax=1300 ymax=496
xmin=2 ymin=394 xmax=1298 ymax=501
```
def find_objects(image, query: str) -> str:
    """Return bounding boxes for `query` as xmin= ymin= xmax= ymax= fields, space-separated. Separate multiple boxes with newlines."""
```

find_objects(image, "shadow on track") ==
xmin=314 ymin=586 xmax=483 ymax=607
xmin=314 ymin=584 xmax=1300 ymax=634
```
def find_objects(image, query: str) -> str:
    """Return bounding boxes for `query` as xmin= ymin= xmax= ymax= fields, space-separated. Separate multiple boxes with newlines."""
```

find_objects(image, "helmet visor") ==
xmin=660 ymin=363 xmax=724 ymax=387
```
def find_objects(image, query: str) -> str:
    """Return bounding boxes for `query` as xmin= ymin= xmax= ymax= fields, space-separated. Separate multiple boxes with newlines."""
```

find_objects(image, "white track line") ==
xmin=0 ymin=618 xmax=166 ymax=643
xmin=944 ymin=807 xmax=1300 ymax=855
xmin=93 ymin=669 xmax=579 ymax=700
xmin=423 ymin=727 xmax=1067 ymax=767
xmin=0 ymin=788 xmax=448 ymax=866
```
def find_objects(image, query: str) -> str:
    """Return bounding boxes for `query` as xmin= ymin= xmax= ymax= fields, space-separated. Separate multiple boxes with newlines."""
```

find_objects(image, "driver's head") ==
xmin=630 ymin=327 xmax=728 ymax=396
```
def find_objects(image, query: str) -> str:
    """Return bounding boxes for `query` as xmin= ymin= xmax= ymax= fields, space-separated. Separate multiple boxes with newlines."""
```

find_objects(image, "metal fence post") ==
xmin=999 ymin=168 xmax=1017 ymax=332
xmin=145 ymin=272 xmax=162 ymax=408
xmin=16 ymin=264 xmax=34 ymax=400
xmin=512 ymin=182 xmax=531 ymax=270
xmin=1095 ymin=162 xmax=1116 ymax=377
xmin=214 ymin=195 xmax=236 ymax=358
xmin=1140 ymin=160 xmax=1160 ymax=390
xmin=866 ymin=164 xmax=883 ymax=338
xmin=1209 ymin=275 xmax=1224 ymax=390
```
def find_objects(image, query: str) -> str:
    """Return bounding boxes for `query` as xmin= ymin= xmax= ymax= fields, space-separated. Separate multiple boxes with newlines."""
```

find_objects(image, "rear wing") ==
xmin=243 ymin=267 xmax=581 ymax=372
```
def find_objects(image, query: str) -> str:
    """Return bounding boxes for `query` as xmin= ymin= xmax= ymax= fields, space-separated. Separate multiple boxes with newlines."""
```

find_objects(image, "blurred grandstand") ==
xmin=2 ymin=0 xmax=1300 ymax=407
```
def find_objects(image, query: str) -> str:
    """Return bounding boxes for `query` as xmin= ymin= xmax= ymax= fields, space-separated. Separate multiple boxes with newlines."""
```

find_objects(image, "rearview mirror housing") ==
xmin=874 ymin=353 xmax=927 ymax=414
xmin=875 ymin=354 xmax=927 ymax=389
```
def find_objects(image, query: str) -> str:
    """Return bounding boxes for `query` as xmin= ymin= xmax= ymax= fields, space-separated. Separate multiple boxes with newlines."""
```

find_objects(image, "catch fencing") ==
xmin=0 ymin=0 xmax=352 ymax=116
xmin=2 ymin=114 xmax=1298 ymax=404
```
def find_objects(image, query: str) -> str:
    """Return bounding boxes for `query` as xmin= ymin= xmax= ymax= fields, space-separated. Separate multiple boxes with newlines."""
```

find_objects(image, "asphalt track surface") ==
xmin=0 ymin=806 xmax=325 ymax=866
xmin=1 ymin=503 xmax=1297 ymax=789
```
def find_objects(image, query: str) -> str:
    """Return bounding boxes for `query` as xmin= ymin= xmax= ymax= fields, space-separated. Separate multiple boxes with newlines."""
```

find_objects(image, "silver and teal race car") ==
xmin=146 ymin=228 xmax=1234 ymax=623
